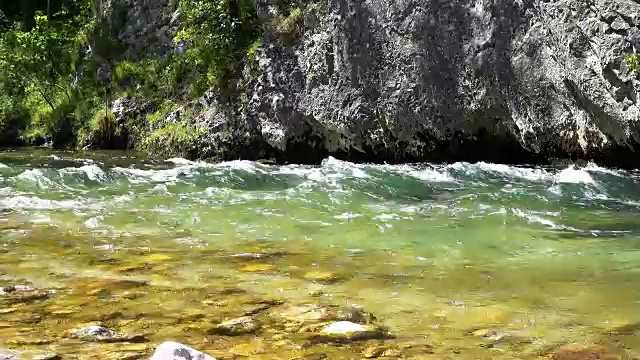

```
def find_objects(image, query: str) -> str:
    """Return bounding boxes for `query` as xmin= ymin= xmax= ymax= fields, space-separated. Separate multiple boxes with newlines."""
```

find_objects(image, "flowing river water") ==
xmin=0 ymin=148 xmax=639 ymax=359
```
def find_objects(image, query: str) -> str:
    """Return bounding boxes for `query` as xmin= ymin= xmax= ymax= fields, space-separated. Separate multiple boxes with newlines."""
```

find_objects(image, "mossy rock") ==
xmin=209 ymin=316 xmax=261 ymax=336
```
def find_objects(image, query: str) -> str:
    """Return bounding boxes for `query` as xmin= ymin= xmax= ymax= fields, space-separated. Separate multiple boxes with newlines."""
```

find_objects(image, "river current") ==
xmin=0 ymin=148 xmax=639 ymax=359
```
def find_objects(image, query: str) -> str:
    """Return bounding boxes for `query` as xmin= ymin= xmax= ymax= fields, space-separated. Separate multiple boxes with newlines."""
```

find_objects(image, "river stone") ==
xmin=319 ymin=321 xmax=387 ymax=341
xmin=0 ymin=349 xmax=18 ymax=360
xmin=272 ymin=303 xmax=376 ymax=325
xmin=32 ymin=353 xmax=61 ymax=360
xmin=303 ymin=271 xmax=345 ymax=284
xmin=240 ymin=264 xmax=275 ymax=272
xmin=362 ymin=345 xmax=387 ymax=358
xmin=209 ymin=316 xmax=261 ymax=336
xmin=150 ymin=341 xmax=216 ymax=360
xmin=0 ymin=285 xmax=50 ymax=304
xmin=550 ymin=344 xmax=623 ymax=360
xmin=70 ymin=325 xmax=143 ymax=342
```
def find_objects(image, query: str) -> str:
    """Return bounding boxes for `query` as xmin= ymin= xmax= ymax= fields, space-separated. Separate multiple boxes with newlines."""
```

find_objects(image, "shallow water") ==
xmin=0 ymin=148 xmax=640 ymax=359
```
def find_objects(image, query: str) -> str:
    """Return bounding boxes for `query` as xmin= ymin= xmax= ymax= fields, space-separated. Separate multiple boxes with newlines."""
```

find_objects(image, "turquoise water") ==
xmin=0 ymin=148 xmax=639 ymax=358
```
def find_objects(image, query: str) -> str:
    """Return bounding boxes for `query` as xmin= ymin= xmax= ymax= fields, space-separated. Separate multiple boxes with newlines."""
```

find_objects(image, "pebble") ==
xmin=209 ymin=316 xmax=261 ymax=336
xmin=471 ymin=328 xmax=505 ymax=341
xmin=362 ymin=345 xmax=387 ymax=358
xmin=150 ymin=341 xmax=216 ymax=360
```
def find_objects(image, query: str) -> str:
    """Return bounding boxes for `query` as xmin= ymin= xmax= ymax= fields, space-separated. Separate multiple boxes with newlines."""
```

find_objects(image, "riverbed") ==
xmin=0 ymin=148 xmax=638 ymax=359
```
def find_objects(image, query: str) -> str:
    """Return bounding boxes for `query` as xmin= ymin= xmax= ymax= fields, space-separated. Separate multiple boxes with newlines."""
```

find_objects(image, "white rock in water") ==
xmin=320 ymin=321 xmax=386 ymax=340
xmin=322 ymin=321 xmax=368 ymax=334
xmin=151 ymin=341 xmax=216 ymax=360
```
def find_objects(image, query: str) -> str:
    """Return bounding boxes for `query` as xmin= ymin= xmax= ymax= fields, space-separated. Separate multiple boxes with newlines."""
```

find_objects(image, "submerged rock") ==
xmin=209 ymin=316 xmax=261 ymax=336
xmin=0 ymin=350 xmax=60 ymax=360
xmin=240 ymin=264 xmax=275 ymax=272
xmin=271 ymin=303 xmax=377 ymax=325
xmin=0 ymin=285 xmax=50 ymax=304
xmin=362 ymin=345 xmax=387 ymax=358
xmin=242 ymin=298 xmax=284 ymax=316
xmin=303 ymin=271 xmax=346 ymax=284
xmin=550 ymin=344 xmax=624 ymax=360
xmin=70 ymin=325 xmax=144 ymax=343
xmin=0 ymin=349 xmax=19 ymax=360
xmin=318 ymin=321 xmax=388 ymax=341
xmin=150 ymin=341 xmax=216 ymax=360
xmin=32 ymin=354 xmax=61 ymax=360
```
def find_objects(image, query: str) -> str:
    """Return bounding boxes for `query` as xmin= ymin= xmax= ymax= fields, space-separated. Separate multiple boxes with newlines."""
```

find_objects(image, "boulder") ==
xmin=318 ymin=321 xmax=388 ymax=341
xmin=150 ymin=341 xmax=216 ymax=360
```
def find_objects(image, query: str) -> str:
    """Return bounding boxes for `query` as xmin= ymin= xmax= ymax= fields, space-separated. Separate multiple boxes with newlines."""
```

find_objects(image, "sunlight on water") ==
xmin=0 ymin=148 xmax=639 ymax=358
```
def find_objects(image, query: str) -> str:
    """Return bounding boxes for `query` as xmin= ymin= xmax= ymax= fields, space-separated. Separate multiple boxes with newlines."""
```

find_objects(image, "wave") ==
xmin=449 ymin=161 xmax=551 ymax=182
xmin=0 ymin=155 xmax=634 ymax=232
xmin=60 ymin=164 xmax=109 ymax=183
xmin=555 ymin=166 xmax=595 ymax=184
xmin=0 ymin=195 xmax=97 ymax=211
xmin=14 ymin=169 xmax=66 ymax=191
xmin=510 ymin=208 xmax=583 ymax=232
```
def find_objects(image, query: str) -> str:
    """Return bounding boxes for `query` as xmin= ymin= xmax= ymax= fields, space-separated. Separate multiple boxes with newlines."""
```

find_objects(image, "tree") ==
xmin=175 ymin=0 xmax=260 ymax=91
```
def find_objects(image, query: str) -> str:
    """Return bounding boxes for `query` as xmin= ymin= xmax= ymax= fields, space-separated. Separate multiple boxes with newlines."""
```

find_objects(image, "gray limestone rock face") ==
xmin=244 ymin=0 xmax=640 ymax=167
xmin=98 ymin=0 xmax=178 ymax=60
xmin=104 ymin=0 xmax=640 ymax=167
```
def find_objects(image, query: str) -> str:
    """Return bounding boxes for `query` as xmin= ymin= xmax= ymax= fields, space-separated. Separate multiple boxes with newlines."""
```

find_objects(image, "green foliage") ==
xmin=0 ymin=0 xmax=264 ymax=157
xmin=624 ymin=53 xmax=640 ymax=73
xmin=272 ymin=6 xmax=304 ymax=45
xmin=147 ymin=100 xmax=180 ymax=125
xmin=0 ymin=94 xmax=29 ymax=146
xmin=246 ymin=38 xmax=262 ymax=61
xmin=175 ymin=0 xmax=261 ymax=91
xmin=79 ymin=109 xmax=117 ymax=146
xmin=143 ymin=122 xmax=205 ymax=159
xmin=0 ymin=0 xmax=103 ymax=148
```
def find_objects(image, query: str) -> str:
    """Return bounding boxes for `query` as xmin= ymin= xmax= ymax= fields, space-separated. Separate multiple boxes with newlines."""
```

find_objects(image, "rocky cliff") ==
xmin=112 ymin=0 xmax=640 ymax=167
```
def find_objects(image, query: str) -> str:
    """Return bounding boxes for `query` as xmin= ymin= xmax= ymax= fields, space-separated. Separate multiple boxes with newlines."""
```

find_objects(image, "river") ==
xmin=0 ymin=148 xmax=639 ymax=359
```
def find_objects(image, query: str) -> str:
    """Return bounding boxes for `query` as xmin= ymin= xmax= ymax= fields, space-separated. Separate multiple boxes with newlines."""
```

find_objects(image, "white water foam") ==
xmin=583 ymin=162 xmax=625 ymax=177
xmin=322 ymin=157 xmax=370 ymax=179
xmin=165 ymin=158 xmax=210 ymax=166
xmin=381 ymin=163 xmax=457 ymax=183
xmin=555 ymin=166 xmax=595 ymax=184
xmin=214 ymin=159 xmax=267 ymax=173
xmin=0 ymin=195 xmax=96 ymax=211
xmin=511 ymin=208 xmax=582 ymax=232
xmin=113 ymin=167 xmax=193 ymax=184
